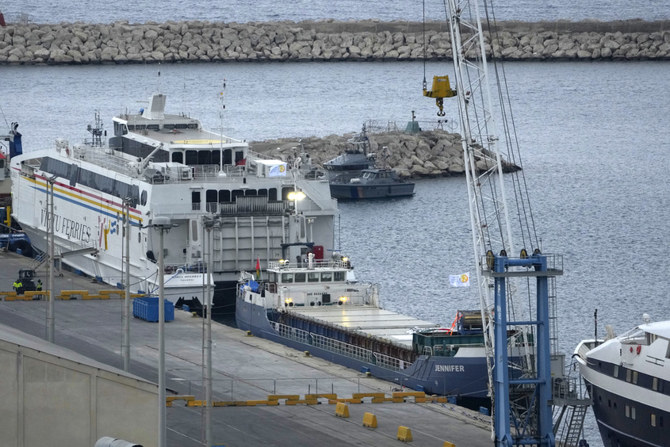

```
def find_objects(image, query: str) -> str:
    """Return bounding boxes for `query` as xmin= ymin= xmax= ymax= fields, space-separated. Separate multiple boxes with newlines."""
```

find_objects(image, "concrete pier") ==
xmin=0 ymin=19 xmax=668 ymax=65
xmin=0 ymin=250 xmax=492 ymax=446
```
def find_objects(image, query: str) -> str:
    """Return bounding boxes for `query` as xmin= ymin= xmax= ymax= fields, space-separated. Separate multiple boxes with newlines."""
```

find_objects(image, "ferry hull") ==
xmin=236 ymin=297 xmax=489 ymax=403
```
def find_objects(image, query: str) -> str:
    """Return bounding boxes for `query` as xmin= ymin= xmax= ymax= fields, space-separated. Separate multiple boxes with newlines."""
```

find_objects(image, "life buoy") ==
xmin=636 ymin=345 xmax=641 ymax=355
xmin=629 ymin=346 xmax=633 ymax=353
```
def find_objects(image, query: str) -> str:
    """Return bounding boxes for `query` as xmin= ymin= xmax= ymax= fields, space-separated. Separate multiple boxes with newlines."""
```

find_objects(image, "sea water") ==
xmin=1 ymin=58 xmax=669 ymax=446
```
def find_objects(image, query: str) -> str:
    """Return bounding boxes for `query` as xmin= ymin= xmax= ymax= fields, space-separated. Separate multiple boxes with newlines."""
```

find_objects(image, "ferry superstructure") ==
xmin=574 ymin=318 xmax=670 ymax=447
xmin=10 ymin=94 xmax=337 ymax=309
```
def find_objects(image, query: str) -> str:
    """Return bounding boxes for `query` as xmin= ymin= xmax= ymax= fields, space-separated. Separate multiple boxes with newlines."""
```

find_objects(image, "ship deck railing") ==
xmin=272 ymin=321 xmax=412 ymax=372
xmin=268 ymin=259 xmax=350 ymax=270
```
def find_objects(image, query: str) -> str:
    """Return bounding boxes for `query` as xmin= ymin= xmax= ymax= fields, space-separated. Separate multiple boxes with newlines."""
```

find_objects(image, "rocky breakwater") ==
xmin=251 ymin=130 xmax=519 ymax=179
xmin=0 ymin=19 xmax=669 ymax=65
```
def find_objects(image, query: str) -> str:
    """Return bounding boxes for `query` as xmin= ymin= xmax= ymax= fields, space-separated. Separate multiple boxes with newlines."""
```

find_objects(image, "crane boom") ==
xmin=443 ymin=1 xmax=561 ymax=445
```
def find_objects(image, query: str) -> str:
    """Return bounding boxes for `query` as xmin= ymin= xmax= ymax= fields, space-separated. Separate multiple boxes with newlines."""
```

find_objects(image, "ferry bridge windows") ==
xmin=321 ymin=272 xmax=332 ymax=282
xmin=113 ymin=121 xmax=128 ymax=136
xmin=294 ymin=273 xmax=306 ymax=283
xmin=214 ymin=188 xmax=278 ymax=204
xmin=308 ymin=272 xmax=319 ymax=283
xmin=179 ymin=149 xmax=231 ymax=166
xmin=333 ymin=271 xmax=345 ymax=281
xmin=198 ymin=150 xmax=212 ymax=165
xmin=172 ymin=152 xmax=183 ymax=164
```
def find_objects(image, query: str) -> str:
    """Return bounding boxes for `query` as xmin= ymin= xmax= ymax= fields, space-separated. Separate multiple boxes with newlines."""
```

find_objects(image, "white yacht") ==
xmin=574 ymin=316 xmax=670 ymax=447
xmin=10 ymin=93 xmax=337 ymax=312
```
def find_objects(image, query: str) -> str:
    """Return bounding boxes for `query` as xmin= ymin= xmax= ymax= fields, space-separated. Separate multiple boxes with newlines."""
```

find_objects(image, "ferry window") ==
xmin=163 ymin=124 xmax=174 ymax=129
xmin=192 ymin=191 xmax=201 ymax=207
xmin=269 ymin=188 xmax=278 ymax=201
xmin=206 ymin=190 xmax=217 ymax=203
xmin=232 ymin=190 xmax=243 ymax=201
xmin=219 ymin=190 xmax=230 ymax=203
xmin=321 ymin=272 xmax=332 ymax=282
xmin=98 ymin=176 xmax=114 ymax=195
xmin=198 ymin=150 xmax=211 ymax=165
xmin=334 ymin=271 xmax=345 ymax=281
xmin=282 ymin=187 xmax=295 ymax=200
xmin=631 ymin=406 xmax=636 ymax=420
xmin=223 ymin=149 xmax=232 ymax=165
xmin=235 ymin=150 xmax=244 ymax=164
xmin=141 ymin=190 xmax=147 ymax=206
xmin=147 ymin=124 xmax=159 ymax=131
xmin=651 ymin=413 xmax=656 ymax=427
xmin=187 ymin=123 xmax=198 ymax=129
xmin=625 ymin=405 xmax=630 ymax=418
xmin=212 ymin=150 xmax=220 ymax=166
xmin=185 ymin=150 xmax=198 ymax=165
xmin=308 ymin=272 xmax=319 ymax=283
xmin=632 ymin=371 xmax=638 ymax=384
xmin=258 ymin=189 xmax=267 ymax=196
xmin=294 ymin=273 xmax=306 ymax=283
xmin=269 ymin=272 xmax=277 ymax=282
xmin=245 ymin=189 xmax=257 ymax=196
xmin=172 ymin=152 xmax=183 ymax=164
xmin=626 ymin=369 xmax=632 ymax=382
xmin=281 ymin=273 xmax=293 ymax=283
xmin=68 ymin=164 xmax=79 ymax=187
xmin=653 ymin=377 xmax=658 ymax=391
xmin=613 ymin=365 xmax=619 ymax=378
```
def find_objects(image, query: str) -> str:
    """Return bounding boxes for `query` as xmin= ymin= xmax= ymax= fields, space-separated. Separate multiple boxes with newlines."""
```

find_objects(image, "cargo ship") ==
xmin=236 ymin=252 xmax=531 ymax=405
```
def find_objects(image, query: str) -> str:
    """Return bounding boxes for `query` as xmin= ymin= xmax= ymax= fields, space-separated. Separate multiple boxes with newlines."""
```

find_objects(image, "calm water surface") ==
xmin=1 ymin=60 xmax=669 ymax=445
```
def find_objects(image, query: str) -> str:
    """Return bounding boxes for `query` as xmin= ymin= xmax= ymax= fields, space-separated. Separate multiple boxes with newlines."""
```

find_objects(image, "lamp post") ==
xmin=46 ymin=175 xmax=56 ymax=343
xmin=148 ymin=216 xmax=175 ymax=447
xmin=122 ymin=198 xmax=131 ymax=371
xmin=202 ymin=215 xmax=220 ymax=447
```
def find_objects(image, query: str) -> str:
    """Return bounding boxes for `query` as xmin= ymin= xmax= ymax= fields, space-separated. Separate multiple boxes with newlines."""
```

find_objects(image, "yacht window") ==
xmin=172 ymin=152 xmax=183 ymax=163
xmin=281 ymin=273 xmax=293 ymax=283
xmin=321 ymin=272 xmax=332 ymax=282
xmin=308 ymin=272 xmax=319 ymax=283
xmin=294 ymin=273 xmax=306 ymax=283
xmin=334 ymin=271 xmax=345 ymax=281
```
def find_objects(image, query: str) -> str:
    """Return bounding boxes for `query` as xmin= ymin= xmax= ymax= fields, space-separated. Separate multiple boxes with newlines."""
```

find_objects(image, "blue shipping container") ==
xmin=133 ymin=297 xmax=175 ymax=322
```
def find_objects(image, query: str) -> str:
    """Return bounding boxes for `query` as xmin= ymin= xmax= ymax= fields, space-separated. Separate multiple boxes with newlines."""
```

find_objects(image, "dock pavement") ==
xmin=0 ymin=250 xmax=492 ymax=446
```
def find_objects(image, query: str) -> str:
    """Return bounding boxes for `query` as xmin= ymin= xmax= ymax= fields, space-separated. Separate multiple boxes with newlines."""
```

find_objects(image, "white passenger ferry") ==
xmin=10 ymin=93 xmax=337 ymax=311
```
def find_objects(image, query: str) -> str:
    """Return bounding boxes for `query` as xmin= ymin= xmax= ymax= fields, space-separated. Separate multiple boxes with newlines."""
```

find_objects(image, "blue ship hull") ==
xmin=236 ymin=297 xmax=490 ymax=405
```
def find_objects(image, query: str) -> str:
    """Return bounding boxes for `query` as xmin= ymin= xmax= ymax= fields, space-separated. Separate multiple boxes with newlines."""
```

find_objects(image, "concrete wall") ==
xmin=0 ymin=19 xmax=668 ymax=65
xmin=0 ymin=325 xmax=158 ymax=447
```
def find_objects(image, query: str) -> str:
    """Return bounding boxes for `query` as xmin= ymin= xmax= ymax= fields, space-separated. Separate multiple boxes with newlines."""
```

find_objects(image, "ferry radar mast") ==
xmin=443 ymin=0 xmax=566 ymax=445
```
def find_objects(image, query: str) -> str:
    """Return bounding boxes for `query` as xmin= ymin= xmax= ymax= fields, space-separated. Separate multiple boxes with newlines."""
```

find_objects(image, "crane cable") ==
xmin=422 ymin=0 xmax=427 ymax=90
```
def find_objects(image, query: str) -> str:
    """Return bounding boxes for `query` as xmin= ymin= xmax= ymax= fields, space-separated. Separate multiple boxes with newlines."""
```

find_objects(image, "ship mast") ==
xmin=444 ymin=0 xmax=560 ymax=445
